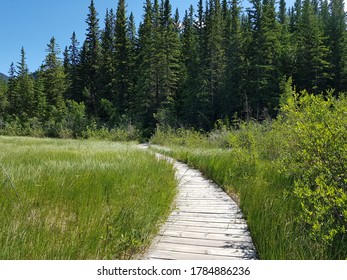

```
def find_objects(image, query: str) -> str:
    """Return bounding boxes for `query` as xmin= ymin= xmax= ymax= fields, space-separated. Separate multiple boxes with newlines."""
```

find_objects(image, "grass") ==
xmin=0 ymin=136 xmax=176 ymax=260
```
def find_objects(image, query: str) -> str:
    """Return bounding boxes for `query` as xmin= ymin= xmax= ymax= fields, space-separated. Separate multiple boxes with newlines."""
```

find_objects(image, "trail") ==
xmin=139 ymin=144 xmax=257 ymax=260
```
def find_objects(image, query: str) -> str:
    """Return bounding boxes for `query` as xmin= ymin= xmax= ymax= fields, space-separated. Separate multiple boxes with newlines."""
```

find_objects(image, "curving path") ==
xmin=139 ymin=145 xmax=257 ymax=260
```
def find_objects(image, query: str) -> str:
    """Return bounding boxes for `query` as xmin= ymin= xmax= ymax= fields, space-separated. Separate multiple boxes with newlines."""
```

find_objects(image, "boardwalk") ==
xmin=143 ymin=149 xmax=257 ymax=260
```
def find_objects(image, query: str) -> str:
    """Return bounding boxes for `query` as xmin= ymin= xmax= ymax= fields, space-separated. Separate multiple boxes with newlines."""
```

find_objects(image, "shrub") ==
xmin=277 ymin=91 xmax=347 ymax=247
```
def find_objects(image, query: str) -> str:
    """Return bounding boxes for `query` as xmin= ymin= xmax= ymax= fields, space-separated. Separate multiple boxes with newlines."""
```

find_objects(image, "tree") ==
xmin=65 ymin=32 xmax=81 ymax=101
xmin=153 ymin=0 xmax=182 ymax=127
xmin=0 ymin=79 xmax=7 ymax=119
xmin=223 ymin=0 xmax=244 ymax=119
xmin=81 ymin=0 xmax=101 ymax=118
xmin=16 ymin=47 xmax=35 ymax=119
xmin=327 ymin=0 xmax=347 ymax=92
xmin=135 ymin=0 xmax=157 ymax=134
xmin=294 ymin=0 xmax=329 ymax=93
xmin=126 ymin=12 xmax=137 ymax=119
xmin=6 ymin=63 xmax=18 ymax=118
xmin=180 ymin=5 xmax=202 ymax=128
xmin=99 ymin=8 xmax=116 ymax=123
xmin=113 ymin=0 xmax=132 ymax=121
xmin=244 ymin=0 xmax=282 ymax=118
xmin=204 ymin=0 xmax=226 ymax=123
xmin=41 ymin=37 xmax=67 ymax=122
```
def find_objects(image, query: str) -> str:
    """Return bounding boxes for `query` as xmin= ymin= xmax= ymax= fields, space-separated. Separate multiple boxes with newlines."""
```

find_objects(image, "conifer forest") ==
xmin=0 ymin=0 xmax=346 ymax=138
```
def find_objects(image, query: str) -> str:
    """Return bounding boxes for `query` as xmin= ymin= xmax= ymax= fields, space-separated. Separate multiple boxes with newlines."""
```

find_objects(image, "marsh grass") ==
xmin=0 ymin=136 xmax=176 ymax=259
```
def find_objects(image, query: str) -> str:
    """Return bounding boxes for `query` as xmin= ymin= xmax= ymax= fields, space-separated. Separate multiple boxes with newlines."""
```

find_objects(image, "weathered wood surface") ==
xmin=140 ymin=146 xmax=257 ymax=260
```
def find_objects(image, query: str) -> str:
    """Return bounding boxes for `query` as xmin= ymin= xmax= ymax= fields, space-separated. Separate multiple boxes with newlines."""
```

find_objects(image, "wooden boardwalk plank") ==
xmin=149 ymin=250 xmax=245 ymax=260
xmin=141 ymin=150 xmax=257 ymax=260
xmin=156 ymin=236 xmax=255 ymax=250
xmin=160 ymin=230 xmax=254 ymax=243
xmin=153 ymin=242 xmax=256 ymax=258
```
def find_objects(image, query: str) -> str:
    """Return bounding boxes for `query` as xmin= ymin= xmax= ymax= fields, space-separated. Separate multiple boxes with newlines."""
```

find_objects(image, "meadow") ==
xmin=0 ymin=137 xmax=176 ymax=259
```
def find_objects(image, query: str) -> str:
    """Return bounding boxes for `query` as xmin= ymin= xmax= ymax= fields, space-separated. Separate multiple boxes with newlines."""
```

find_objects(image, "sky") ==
xmin=0 ymin=0 xmax=341 ymax=75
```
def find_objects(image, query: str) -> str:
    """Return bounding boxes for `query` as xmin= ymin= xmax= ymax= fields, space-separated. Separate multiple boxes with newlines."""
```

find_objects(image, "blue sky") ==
xmin=0 ymin=0 xmax=317 ymax=74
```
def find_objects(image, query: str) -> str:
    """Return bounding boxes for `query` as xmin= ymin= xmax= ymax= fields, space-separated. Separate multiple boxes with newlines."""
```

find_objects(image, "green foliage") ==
xmin=277 ymin=91 xmax=347 ymax=248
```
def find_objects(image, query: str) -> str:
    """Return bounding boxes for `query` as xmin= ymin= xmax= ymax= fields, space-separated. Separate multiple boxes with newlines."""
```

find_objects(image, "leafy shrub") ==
xmin=277 ymin=91 xmax=347 ymax=246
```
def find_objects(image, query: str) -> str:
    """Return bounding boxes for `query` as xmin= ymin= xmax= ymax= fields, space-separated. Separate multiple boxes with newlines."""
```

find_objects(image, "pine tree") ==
xmin=327 ymin=0 xmax=347 ymax=91
xmin=81 ymin=0 xmax=101 ymax=118
xmin=135 ymin=0 xmax=157 ymax=134
xmin=180 ymin=5 xmax=203 ymax=128
xmin=0 ymin=79 xmax=8 ymax=119
xmin=153 ymin=0 xmax=181 ymax=127
xmin=16 ymin=47 xmax=35 ymax=119
xmin=290 ymin=0 xmax=302 ymax=32
xmin=113 ymin=0 xmax=132 ymax=121
xmin=245 ymin=0 xmax=281 ymax=118
xmin=41 ymin=37 xmax=67 ymax=122
xmin=223 ymin=0 xmax=244 ymax=119
xmin=66 ymin=32 xmax=81 ymax=102
xmin=33 ymin=72 xmax=47 ymax=122
xmin=99 ymin=8 xmax=116 ymax=123
xmin=294 ymin=0 xmax=329 ymax=93
xmin=6 ymin=63 xmax=18 ymax=118
xmin=126 ymin=12 xmax=137 ymax=119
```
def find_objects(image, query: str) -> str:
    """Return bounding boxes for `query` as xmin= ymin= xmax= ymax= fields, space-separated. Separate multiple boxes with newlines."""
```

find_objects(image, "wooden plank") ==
xmin=153 ymin=243 xmax=256 ymax=258
xmin=170 ymin=211 xmax=244 ymax=219
xmin=148 ymin=250 xmax=242 ymax=260
xmin=176 ymin=205 xmax=239 ymax=209
xmin=159 ymin=230 xmax=254 ymax=243
xmin=175 ymin=209 xmax=240 ymax=214
xmin=176 ymin=204 xmax=239 ymax=208
xmin=165 ymin=220 xmax=248 ymax=230
xmin=167 ymin=215 xmax=246 ymax=224
xmin=160 ymin=225 xmax=250 ymax=235
xmin=156 ymin=236 xmax=255 ymax=250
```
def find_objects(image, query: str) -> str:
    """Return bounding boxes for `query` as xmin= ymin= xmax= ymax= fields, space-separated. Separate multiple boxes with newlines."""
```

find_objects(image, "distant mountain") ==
xmin=0 ymin=73 xmax=8 ymax=81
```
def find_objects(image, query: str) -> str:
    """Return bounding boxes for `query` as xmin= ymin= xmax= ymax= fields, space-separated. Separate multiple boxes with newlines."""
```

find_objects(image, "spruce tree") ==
xmin=294 ymin=0 xmax=329 ymax=93
xmin=245 ymin=0 xmax=281 ymax=118
xmin=114 ymin=0 xmax=132 ymax=121
xmin=327 ymin=0 xmax=347 ymax=91
xmin=181 ymin=6 xmax=202 ymax=128
xmin=223 ymin=0 xmax=244 ymax=119
xmin=6 ymin=63 xmax=18 ymax=118
xmin=66 ymin=32 xmax=81 ymax=102
xmin=16 ymin=47 xmax=35 ymax=119
xmin=33 ymin=72 xmax=47 ymax=122
xmin=99 ymin=8 xmax=116 ymax=123
xmin=153 ymin=0 xmax=181 ymax=127
xmin=0 ymin=79 xmax=8 ymax=119
xmin=126 ymin=12 xmax=137 ymax=119
xmin=135 ymin=0 xmax=157 ymax=134
xmin=41 ymin=37 xmax=67 ymax=123
xmin=82 ymin=0 xmax=101 ymax=118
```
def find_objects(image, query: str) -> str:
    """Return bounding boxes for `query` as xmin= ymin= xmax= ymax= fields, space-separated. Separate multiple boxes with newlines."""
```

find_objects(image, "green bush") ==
xmin=277 ymin=91 xmax=347 ymax=248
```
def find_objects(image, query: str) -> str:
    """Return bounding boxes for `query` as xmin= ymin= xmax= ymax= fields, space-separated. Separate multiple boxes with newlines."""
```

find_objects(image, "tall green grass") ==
xmin=0 ymin=136 xmax=176 ymax=259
